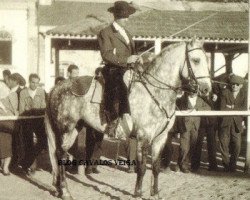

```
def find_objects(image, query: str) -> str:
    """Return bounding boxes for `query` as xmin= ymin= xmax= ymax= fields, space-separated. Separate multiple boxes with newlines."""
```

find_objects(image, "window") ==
xmin=0 ymin=41 xmax=12 ymax=65
xmin=0 ymin=31 xmax=12 ymax=65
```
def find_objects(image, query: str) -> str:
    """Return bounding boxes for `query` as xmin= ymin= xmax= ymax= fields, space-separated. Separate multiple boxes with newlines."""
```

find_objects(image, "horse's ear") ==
xmin=190 ymin=36 xmax=197 ymax=47
xmin=199 ymin=38 xmax=205 ymax=47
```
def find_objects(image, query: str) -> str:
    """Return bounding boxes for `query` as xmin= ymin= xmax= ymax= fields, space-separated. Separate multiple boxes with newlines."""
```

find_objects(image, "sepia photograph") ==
xmin=0 ymin=0 xmax=249 ymax=199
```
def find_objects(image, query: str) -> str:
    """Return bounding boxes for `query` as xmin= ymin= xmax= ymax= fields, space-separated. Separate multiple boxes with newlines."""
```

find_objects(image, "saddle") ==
xmin=70 ymin=52 xmax=155 ymax=97
xmin=71 ymin=76 xmax=94 ymax=96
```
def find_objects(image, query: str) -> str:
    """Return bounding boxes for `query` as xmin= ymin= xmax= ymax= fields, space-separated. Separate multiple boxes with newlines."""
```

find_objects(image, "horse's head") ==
xmin=180 ymin=38 xmax=211 ymax=96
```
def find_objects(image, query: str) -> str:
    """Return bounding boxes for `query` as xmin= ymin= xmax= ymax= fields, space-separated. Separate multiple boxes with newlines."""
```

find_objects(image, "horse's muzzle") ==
xmin=199 ymin=82 xmax=211 ymax=96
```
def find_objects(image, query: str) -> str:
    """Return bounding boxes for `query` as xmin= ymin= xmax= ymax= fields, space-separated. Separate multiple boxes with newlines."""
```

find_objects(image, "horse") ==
xmin=45 ymin=39 xmax=211 ymax=200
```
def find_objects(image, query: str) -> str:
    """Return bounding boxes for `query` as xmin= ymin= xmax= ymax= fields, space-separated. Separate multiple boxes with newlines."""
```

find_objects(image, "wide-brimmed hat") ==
xmin=229 ymin=75 xmax=244 ymax=85
xmin=108 ymin=1 xmax=136 ymax=19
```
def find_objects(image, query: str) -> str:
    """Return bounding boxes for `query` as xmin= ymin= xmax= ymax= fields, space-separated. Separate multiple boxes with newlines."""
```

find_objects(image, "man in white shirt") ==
xmin=19 ymin=73 xmax=46 ymax=175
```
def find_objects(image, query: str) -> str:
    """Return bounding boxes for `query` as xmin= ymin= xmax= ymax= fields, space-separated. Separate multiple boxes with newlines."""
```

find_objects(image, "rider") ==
xmin=97 ymin=1 xmax=139 ymax=137
xmin=98 ymin=1 xmax=139 ymax=173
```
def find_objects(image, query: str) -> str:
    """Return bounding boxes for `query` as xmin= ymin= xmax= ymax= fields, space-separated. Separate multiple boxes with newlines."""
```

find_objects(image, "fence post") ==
xmin=245 ymin=12 xmax=250 ymax=173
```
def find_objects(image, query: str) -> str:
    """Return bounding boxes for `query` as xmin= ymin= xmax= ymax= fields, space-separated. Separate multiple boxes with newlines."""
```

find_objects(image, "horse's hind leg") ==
xmin=57 ymin=127 xmax=79 ymax=200
xmin=134 ymin=138 xmax=148 ymax=197
xmin=44 ymin=114 xmax=60 ymax=193
xmin=56 ymin=148 xmax=73 ymax=200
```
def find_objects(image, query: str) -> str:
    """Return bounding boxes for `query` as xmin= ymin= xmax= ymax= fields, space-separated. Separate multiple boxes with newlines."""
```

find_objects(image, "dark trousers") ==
xmin=21 ymin=119 xmax=47 ymax=169
xmin=103 ymin=66 xmax=130 ymax=121
xmin=70 ymin=121 xmax=103 ymax=170
xmin=85 ymin=127 xmax=104 ymax=169
xmin=192 ymin=120 xmax=218 ymax=169
xmin=0 ymin=121 xmax=15 ymax=159
xmin=178 ymin=118 xmax=200 ymax=169
xmin=219 ymin=122 xmax=241 ymax=170
xmin=0 ymin=120 xmax=23 ymax=167
xmin=161 ymin=131 xmax=175 ymax=168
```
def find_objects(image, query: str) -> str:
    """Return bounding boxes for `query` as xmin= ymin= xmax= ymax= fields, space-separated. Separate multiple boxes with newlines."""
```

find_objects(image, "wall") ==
xmin=0 ymin=1 xmax=38 ymax=82
xmin=59 ymin=50 xmax=102 ymax=78
xmin=0 ymin=9 xmax=28 ymax=79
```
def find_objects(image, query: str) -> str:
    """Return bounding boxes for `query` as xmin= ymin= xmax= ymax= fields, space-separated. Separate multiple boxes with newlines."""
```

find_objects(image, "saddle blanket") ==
xmin=71 ymin=76 xmax=93 ymax=96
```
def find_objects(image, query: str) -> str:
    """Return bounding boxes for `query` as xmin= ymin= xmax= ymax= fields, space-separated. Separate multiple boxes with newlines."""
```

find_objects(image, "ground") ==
xmin=0 ymin=137 xmax=250 ymax=200
xmin=0 ymin=161 xmax=250 ymax=200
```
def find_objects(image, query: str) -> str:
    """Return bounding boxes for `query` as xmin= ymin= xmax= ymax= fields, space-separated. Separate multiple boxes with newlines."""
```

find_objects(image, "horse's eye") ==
xmin=192 ymin=58 xmax=200 ymax=65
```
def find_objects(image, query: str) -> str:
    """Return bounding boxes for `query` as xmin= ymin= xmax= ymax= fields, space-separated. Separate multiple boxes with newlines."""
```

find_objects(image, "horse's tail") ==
xmin=45 ymin=92 xmax=59 ymax=186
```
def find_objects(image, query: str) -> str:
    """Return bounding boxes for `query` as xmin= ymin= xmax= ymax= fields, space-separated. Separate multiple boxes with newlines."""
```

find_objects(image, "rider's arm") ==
xmin=97 ymin=29 xmax=127 ymax=68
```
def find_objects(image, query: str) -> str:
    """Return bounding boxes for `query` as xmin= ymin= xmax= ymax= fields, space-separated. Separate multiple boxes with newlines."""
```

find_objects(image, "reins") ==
xmin=129 ymin=43 xmax=208 ymax=139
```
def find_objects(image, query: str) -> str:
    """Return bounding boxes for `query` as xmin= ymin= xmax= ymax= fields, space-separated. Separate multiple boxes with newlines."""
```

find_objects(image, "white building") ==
xmin=0 ymin=0 xmax=38 ymax=80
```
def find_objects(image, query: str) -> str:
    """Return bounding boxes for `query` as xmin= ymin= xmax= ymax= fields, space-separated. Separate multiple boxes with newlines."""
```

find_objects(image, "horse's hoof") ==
xmin=62 ymin=195 xmax=74 ymax=200
xmin=150 ymin=193 xmax=164 ymax=200
xmin=134 ymin=190 xmax=142 ymax=198
xmin=54 ymin=191 xmax=60 ymax=197
xmin=150 ymin=188 xmax=159 ymax=197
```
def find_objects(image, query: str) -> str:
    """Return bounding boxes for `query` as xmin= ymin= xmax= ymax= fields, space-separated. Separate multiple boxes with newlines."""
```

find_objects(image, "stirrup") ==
xmin=106 ymin=119 xmax=118 ymax=138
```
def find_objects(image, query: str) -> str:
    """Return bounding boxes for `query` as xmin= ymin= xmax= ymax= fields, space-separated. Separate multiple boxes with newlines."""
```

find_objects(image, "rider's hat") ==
xmin=108 ymin=1 xmax=136 ymax=19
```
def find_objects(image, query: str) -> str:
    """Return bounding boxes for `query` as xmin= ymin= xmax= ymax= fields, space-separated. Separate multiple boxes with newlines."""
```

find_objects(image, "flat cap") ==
xmin=229 ymin=75 xmax=244 ymax=85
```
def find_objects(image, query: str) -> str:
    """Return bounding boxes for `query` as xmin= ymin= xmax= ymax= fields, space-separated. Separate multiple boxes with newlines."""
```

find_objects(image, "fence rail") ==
xmin=1 ymin=111 xmax=250 ymax=121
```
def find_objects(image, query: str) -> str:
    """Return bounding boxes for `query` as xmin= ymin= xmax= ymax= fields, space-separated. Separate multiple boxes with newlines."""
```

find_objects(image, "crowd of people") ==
xmin=161 ymin=74 xmax=247 ymax=173
xmin=0 ymin=70 xmax=46 ymax=176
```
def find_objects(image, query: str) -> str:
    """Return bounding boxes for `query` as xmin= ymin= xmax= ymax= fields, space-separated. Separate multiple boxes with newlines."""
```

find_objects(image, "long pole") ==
xmin=139 ymin=12 xmax=218 ymax=56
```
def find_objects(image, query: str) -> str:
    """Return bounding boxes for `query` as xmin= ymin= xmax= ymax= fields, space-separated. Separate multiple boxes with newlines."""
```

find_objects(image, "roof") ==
xmin=46 ymin=10 xmax=248 ymax=43
xmin=127 ymin=10 xmax=248 ymax=41
xmin=38 ymin=1 xmax=113 ymax=26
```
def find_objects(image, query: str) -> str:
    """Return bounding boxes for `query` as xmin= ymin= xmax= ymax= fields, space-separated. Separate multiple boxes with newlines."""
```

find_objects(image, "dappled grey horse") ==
xmin=45 ymin=39 xmax=211 ymax=200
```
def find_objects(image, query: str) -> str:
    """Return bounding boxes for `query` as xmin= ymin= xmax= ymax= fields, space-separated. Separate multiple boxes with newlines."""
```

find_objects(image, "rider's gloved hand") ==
xmin=127 ymin=55 xmax=140 ymax=65
xmin=127 ymin=55 xmax=143 ymax=69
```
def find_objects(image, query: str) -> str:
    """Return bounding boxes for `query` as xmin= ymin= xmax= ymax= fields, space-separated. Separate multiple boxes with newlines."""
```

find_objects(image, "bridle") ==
xmin=132 ymin=43 xmax=209 ymax=96
xmin=181 ymin=45 xmax=210 ymax=94
xmin=130 ymin=43 xmax=210 ymax=138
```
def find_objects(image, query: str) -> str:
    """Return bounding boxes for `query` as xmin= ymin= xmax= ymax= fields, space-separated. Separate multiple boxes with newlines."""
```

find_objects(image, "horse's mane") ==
xmin=143 ymin=42 xmax=186 ymax=73
xmin=157 ymin=42 xmax=185 ymax=58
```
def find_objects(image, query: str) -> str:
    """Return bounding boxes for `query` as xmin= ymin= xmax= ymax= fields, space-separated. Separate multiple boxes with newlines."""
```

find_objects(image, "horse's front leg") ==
xmin=57 ymin=128 xmax=79 ymax=200
xmin=134 ymin=138 xmax=148 ymax=197
xmin=151 ymin=131 xmax=171 ymax=198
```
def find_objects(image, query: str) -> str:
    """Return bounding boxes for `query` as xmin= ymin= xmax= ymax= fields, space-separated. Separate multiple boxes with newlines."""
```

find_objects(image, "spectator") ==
xmin=81 ymin=125 xmax=103 ymax=175
xmin=67 ymin=64 xmax=79 ymax=80
xmin=2 ymin=69 xmax=11 ymax=85
xmin=176 ymin=90 xmax=211 ymax=173
xmin=1 ymin=70 xmax=11 ymax=99
xmin=0 ymin=81 xmax=10 ymax=100
xmin=191 ymin=92 xmax=218 ymax=172
xmin=55 ymin=76 xmax=65 ymax=85
xmin=219 ymin=75 xmax=247 ymax=172
xmin=19 ymin=73 xmax=47 ymax=175
xmin=0 ymin=73 xmax=22 ymax=175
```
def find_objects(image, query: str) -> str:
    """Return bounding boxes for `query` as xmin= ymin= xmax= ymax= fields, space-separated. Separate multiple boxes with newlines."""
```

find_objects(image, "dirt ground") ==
xmin=0 ymin=138 xmax=250 ymax=200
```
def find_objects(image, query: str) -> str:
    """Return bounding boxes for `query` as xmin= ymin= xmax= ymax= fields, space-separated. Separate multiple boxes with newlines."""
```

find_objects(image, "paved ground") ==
xmin=0 ymin=136 xmax=250 ymax=200
xmin=0 ymin=162 xmax=250 ymax=200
